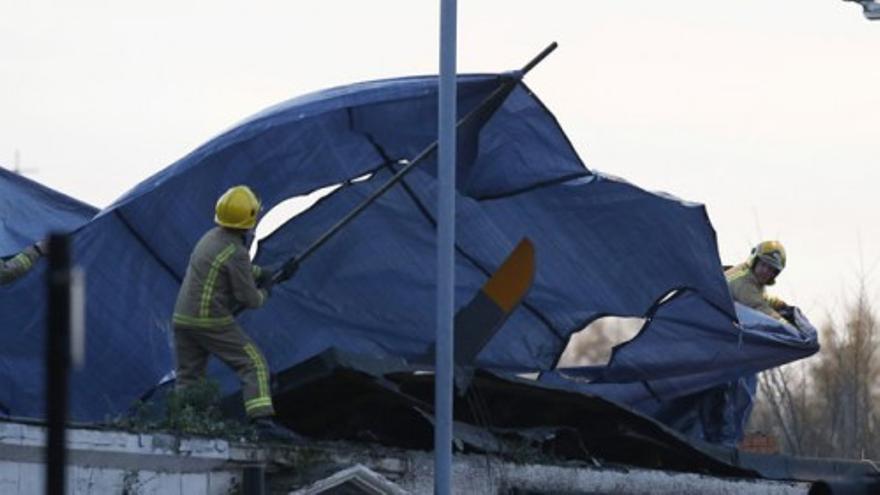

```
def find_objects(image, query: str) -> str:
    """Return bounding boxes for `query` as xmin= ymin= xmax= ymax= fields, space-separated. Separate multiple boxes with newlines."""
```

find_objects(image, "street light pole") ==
xmin=435 ymin=0 xmax=457 ymax=493
xmin=843 ymin=0 xmax=880 ymax=20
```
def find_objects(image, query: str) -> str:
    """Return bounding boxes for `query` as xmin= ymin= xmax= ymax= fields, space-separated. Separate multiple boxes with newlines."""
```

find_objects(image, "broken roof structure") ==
xmin=225 ymin=347 xmax=876 ymax=491
xmin=0 ymin=68 xmax=818 ymax=457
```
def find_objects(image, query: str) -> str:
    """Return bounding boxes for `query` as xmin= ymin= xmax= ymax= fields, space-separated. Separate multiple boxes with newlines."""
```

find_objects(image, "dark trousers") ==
xmin=173 ymin=323 xmax=274 ymax=418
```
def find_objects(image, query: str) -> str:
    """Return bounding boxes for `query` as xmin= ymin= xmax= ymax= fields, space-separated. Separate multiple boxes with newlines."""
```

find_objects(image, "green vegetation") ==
xmin=113 ymin=379 xmax=257 ymax=442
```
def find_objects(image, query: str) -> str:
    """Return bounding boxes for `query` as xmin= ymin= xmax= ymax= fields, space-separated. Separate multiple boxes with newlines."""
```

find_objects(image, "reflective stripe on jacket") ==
xmin=173 ymin=227 xmax=267 ymax=328
xmin=0 ymin=246 xmax=40 ymax=285
xmin=725 ymin=262 xmax=786 ymax=321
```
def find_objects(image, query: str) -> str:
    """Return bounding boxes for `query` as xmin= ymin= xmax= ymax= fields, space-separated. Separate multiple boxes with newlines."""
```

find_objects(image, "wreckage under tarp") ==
xmin=1 ymin=65 xmax=817 ymax=453
xmin=207 ymin=348 xmax=873 ymax=491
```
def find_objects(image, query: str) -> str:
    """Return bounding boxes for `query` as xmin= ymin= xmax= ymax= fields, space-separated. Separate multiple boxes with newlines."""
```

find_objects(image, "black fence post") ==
xmin=45 ymin=233 xmax=70 ymax=495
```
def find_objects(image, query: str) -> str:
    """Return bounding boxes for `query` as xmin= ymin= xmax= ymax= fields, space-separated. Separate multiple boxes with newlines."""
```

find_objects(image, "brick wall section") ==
xmin=740 ymin=432 xmax=780 ymax=454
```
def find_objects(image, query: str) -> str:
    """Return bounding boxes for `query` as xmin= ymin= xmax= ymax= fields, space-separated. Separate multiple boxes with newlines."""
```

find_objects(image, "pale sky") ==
xmin=1 ymin=1 xmax=878 ymax=323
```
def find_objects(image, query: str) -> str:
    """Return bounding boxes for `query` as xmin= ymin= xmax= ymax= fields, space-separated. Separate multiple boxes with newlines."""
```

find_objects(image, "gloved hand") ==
xmin=778 ymin=305 xmax=797 ymax=326
xmin=260 ymin=277 xmax=275 ymax=298
xmin=255 ymin=267 xmax=273 ymax=288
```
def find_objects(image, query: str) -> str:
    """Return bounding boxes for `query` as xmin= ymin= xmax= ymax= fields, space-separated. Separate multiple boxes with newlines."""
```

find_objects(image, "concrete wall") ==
xmin=0 ymin=420 xmax=811 ymax=494
xmin=0 ymin=420 xmax=254 ymax=494
xmin=323 ymin=447 xmax=812 ymax=495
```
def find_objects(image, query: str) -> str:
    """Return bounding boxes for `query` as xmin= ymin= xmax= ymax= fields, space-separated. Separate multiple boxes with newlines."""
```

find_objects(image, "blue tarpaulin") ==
xmin=0 ymin=167 xmax=97 ymax=257
xmin=0 ymin=168 xmax=97 ymax=417
xmin=0 ymin=71 xmax=815 ymax=440
xmin=540 ymin=294 xmax=819 ymax=444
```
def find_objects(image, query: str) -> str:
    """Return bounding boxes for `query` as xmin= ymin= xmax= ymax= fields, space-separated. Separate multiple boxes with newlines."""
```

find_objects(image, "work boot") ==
xmin=251 ymin=417 xmax=305 ymax=444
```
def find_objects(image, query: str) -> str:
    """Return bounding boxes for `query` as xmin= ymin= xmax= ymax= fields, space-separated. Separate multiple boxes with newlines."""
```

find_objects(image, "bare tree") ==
xmin=811 ymin=283 xmax=880 ymax=458
xmin=750 ymin=280 xmax=880 ymax=459
xmin=753 ymin=361 xmax=820 ymax=455
xmin=557 ymin=317 xmax=644 ymax=368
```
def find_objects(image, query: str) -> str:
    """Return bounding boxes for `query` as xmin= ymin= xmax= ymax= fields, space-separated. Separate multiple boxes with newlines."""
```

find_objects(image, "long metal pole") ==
xmin=435 ymin=0 xmax=456 ymax=493
xmin=46 ymin=234 xmax=71 ymax=495
xmin=268 ymin=42 xmax=558 ymax=286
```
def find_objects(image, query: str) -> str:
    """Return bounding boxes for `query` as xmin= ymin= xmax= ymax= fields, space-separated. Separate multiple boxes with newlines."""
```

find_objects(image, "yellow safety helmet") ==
xmin=749 ymin=240 xmax=786 ymax=272
xmin=214 ymin=185 xmax=261 ymax=229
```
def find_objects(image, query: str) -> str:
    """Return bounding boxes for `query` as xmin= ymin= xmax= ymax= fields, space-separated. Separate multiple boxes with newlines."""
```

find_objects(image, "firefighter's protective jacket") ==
xmin=0 ymin=246 xmax=40 ymax=285
xmin=725 ymin=262 xmax=787 ymax=321
xmin=173 ymin=227 xmax=267 ymax=328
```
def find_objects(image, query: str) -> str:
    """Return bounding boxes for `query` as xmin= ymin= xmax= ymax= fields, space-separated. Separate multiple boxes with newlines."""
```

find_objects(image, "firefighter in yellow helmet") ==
xmin=1 ymin=239 xmax=48 ymax=285
xmin=172 ymin=185 xmax=299 ymax=442
xmin=725 ymin=241 xmax=790 ymax=322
